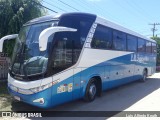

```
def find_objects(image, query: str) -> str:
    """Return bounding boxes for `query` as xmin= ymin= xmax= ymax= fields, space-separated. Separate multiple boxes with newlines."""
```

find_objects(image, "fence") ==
xmin=0 ymin=53 xmax=10 ymax=81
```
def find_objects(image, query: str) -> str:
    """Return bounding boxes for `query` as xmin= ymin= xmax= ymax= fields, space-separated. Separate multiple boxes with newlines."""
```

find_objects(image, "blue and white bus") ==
xmin=0 ymin=13 xmax=157 ymax=108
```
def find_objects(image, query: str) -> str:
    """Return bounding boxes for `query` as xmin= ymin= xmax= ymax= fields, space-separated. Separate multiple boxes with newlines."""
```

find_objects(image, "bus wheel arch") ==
xmin=83 ymin=76 xmax=102 ymax=102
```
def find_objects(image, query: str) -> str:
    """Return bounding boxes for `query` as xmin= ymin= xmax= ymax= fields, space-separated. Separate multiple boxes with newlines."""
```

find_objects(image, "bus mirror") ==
xmin=0 ymin=34 xmax=18 ymax=52
xmin=39 ymin=26 xmax=77 ymax=51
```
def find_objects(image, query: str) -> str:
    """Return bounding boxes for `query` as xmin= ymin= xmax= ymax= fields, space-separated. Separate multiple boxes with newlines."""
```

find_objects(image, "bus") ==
xmin=0 ymin=13 xmax=157 ymax=108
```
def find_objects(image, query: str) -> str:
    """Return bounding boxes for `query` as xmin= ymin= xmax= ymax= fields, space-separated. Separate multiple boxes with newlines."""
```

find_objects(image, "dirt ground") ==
xmin=0 ymin=81 xmax=12 ymax=111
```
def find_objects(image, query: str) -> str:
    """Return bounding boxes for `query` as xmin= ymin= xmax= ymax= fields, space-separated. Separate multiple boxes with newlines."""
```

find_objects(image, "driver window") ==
xmin=52 ymin=32 xmax=73 ymax=74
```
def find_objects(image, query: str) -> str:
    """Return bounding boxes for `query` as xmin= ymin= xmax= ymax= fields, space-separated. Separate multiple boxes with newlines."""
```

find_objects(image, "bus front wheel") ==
xmin=84 ymin=78 xmax=97 ymax=102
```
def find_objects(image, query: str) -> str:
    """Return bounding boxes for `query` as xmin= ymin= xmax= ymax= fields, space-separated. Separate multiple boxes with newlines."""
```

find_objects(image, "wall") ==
xmin=0 ymin=53 xmax=10 ymax=80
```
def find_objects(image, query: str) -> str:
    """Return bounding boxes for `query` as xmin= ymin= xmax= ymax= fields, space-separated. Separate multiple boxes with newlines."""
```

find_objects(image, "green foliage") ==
xmin=151 ymin=36 xmax=160 ymax=66
xmin=0 ymin=0 xmax=47 ymax=57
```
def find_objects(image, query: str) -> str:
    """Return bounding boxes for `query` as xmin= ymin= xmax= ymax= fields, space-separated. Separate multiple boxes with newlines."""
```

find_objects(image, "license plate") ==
xmin=14 ymin=96 xmax=20 ymax=101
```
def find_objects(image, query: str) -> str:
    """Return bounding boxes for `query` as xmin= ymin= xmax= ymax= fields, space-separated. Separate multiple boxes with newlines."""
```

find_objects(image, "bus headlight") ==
xmin=30 ymin=82 xmax=52 ymax=93
xmin=8 ymin=83 xmax=34 ymax=95
xmin=8 ymin=80 xmax=59 ymax=95
xmin=30 ymin=80 xmax=59 ymax=94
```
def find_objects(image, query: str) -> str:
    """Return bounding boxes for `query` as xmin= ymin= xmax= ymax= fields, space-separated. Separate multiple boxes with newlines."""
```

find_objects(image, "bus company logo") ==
xmin=1 ymin=112 xmax=42 ymax=118
xmin=2 ymin=112 xmax=11 ymax=117
xmin=131 ymin=54 xmax=136 ymax=61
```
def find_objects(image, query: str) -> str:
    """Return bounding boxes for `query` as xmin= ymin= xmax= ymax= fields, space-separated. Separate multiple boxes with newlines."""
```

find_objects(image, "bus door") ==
xmin=50 ymin=32 xmax=75 ymax=105
xmin=51 ymin=69 xmax=74 ymax=106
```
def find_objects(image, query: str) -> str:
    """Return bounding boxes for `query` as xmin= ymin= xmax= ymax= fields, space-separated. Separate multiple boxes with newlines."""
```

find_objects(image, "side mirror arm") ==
xmin=0 ymin=34 xmax=18 ymax=52
xmin=39 ymin=26 xmax=77 ymax=51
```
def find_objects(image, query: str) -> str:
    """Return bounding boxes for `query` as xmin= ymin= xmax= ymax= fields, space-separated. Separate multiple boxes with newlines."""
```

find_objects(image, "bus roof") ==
xmin=24 ymin=12 xmax=96 ymax=25
xmin=25 ymin=12 xmax=156 ymax=43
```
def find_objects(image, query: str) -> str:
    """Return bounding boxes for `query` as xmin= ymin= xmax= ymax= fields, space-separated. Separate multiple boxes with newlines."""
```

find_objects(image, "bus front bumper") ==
xmin=8 ymin=86 xmax=52 ymax=109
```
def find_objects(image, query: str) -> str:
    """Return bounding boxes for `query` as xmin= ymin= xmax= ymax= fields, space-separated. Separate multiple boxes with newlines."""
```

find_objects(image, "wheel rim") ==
xmin=89 ymin=83 xmax=96 ymax=99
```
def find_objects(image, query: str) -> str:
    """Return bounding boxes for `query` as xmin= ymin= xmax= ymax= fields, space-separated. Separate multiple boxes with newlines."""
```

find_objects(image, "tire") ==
xmin=84 ymin=78 xmax=97 ymax=102
xmin=141 ymin=69 xmax=147 ymax=82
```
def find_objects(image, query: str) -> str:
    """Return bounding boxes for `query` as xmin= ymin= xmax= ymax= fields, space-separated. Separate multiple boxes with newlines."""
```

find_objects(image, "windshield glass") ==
xmin=11 ymin=21 xmax=58 ymax=77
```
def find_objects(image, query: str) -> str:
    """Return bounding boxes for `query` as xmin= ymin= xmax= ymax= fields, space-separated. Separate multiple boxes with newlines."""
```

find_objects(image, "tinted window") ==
xmin=51 ymin=32 xmax=73 ymax=75
xmin=73 ymin=21 xmax=92 ymax=63
xmin=146 ymin=41 xmax=152 ymax=53
xmin=152 ymin=43 xmax=157 ymax=53
xmin=127 ymin=35 xmax=137 ymax=52
xmin=138 ymin=38 xmax=146 ymax=52
xmin=113 ymin=31 xmax=126 ymax=51
xmin=11 ymin=21 xmax=55 ymax=76
xmin=91 ymin=25 xmax=112 ymax=49
xmin=59 ymin=17 xmax=93 ymax=64
xmin=51 ymin=17 xmax=93 ymax=75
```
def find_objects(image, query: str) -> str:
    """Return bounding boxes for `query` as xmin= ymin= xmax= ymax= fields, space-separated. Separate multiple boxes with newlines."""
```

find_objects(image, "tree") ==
xmin=0 ymin=0 xmax=47 ymax=57
xmin=151 ymin=36 xmax=160 ymax=66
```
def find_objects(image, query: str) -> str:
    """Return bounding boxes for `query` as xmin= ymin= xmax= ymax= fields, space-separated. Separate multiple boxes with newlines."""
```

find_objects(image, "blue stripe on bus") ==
xmin=8 ymin=52 xmax=156 ymax=108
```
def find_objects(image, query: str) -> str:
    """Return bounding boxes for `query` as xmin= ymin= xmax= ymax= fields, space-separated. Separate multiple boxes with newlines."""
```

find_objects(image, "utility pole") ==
xmin=149 ymin=23 xmax=160 ymax=37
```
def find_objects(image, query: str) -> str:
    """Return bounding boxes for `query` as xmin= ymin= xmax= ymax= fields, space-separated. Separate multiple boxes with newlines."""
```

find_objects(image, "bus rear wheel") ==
xmin=141 ymin=69 xmax=147 ymax=82
xmin=84 ymin=78 xmax=97 ymax=102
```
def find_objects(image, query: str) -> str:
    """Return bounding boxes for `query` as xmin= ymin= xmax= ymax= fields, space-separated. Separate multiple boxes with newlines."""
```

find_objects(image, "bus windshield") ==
xmin=10 ymin=16 xmax=94 ymax=80
xmin=11 ymin=21 xmax=58 ymax=77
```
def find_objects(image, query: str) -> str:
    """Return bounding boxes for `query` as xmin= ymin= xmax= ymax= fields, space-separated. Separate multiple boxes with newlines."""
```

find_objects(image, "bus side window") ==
xmin=127 ymin=35 xmax=137 ymax=52
xmin=146 ymin=41 xmax=152 ymax=53
xmin=112 ymin=30 xmax=126 ymax=51
xmin=91 ymin=25 xmax=112 ymax=49
xmin=152 ymin=43 xmax=157 ymax=53
xmin=138 ymin=38 xmax=146 ymax=53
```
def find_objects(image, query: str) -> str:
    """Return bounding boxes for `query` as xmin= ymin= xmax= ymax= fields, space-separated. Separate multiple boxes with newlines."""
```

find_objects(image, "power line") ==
xmin=72 ymin=0 xmax=91 ymax=12
xmin=77 ymin=0 xmax=121 ymax=23
xmin=57 ymin=0 xmax=80 ymax=12
xmin=31 ymin=0 xmax=58 ymax=13
xmin=149 ymin=23 xmax=160 ymax=37
xmin=125 ymin=0 xmax=154 ymax=22
xmin=42 ymin=0 xmax=67 ymax=12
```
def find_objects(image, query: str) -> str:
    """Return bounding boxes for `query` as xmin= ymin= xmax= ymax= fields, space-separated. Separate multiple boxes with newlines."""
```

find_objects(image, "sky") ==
xmin=42 ymin=0 xmax=160 ymax=38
